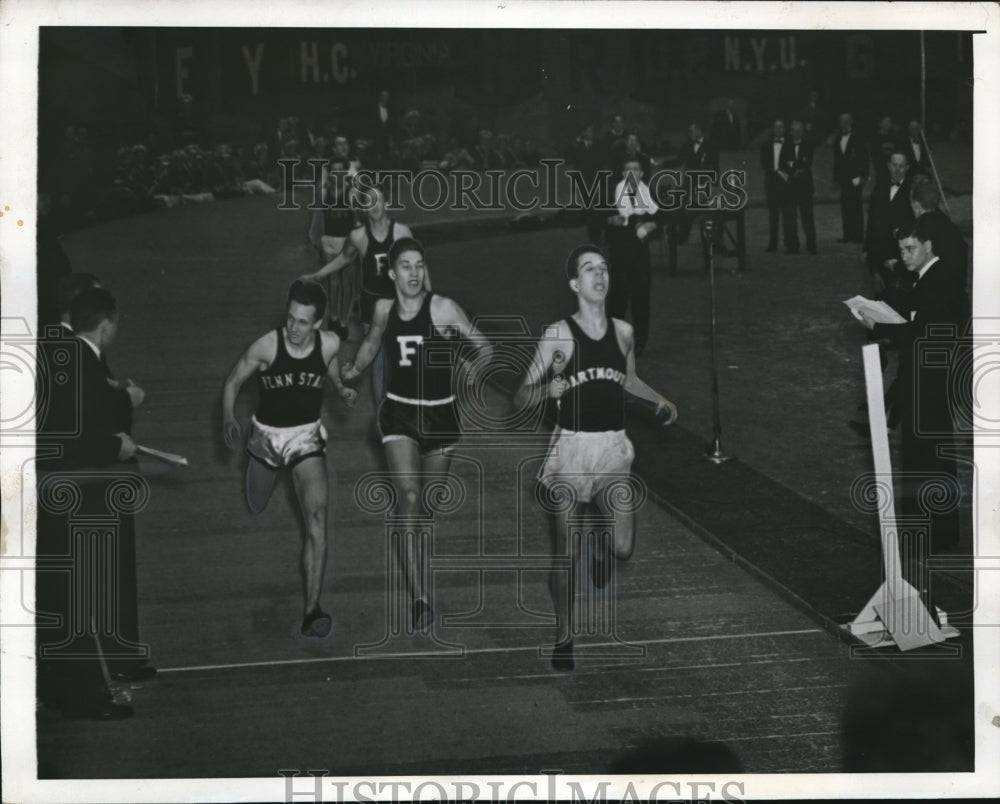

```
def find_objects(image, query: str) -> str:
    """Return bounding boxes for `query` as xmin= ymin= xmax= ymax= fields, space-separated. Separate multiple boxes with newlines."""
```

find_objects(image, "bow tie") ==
xmin=774 ymin=139 xmax=784 ymax=143
xmin=892 ymin=182 xmax=901 ymax=187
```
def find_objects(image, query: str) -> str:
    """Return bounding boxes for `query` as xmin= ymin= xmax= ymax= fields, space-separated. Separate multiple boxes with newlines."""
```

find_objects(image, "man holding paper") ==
xmin=854 ymin=217 xmax=969 ymax=559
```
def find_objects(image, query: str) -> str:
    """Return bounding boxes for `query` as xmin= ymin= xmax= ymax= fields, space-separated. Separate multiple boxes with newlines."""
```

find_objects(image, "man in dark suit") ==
xmin=868 ymin=115 xmax=898 ymax=188
xmin=710 ymin=97 xmax=741 ymax=151
xmin=572 ymin=123 xmax=608 ymax=246
xmin=858 ymin=218 xmax=970 ymax=604
xmin=901 ymin=120 xmax=932 ymax=179
xmin=910 ymin=180 xmax=968 ymax=291
xmin=670 ymin=124 xmax=723 ymax=248
xmin=370 ymin=89 xmax=393 ymax=169
xmin=781 ymin=120 xmax=817 ymax=255
xmin=799 ymin=88 xmax=826 ymax=146
xmin=606 ymin=157 xmax=659 ymax=356
xmin=760 ymin=119 xmax=793 ymax=253
xmin=833 ymin=112 xmax=869 ymax=243
xmin=603 ymin=114 xmax=628 ymax=169
xmin=864 ymin=151 xmax=915 ymax=305
xmin=36 ymin=287 xmax=153 ymax=720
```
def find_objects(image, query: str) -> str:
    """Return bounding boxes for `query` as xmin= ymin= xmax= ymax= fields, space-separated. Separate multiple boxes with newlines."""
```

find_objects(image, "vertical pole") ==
xmin=920 ymin=31 xmax=926 ymax=133
xmin=703 ymin=219 xmax=733 ymax=463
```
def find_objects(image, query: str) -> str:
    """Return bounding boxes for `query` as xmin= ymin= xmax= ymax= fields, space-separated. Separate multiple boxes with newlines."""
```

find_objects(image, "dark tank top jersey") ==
xmin=256 ymin=329 xmax=327 ymax=427
xmin=556 ymin=316 xmax=627 ymax=432
xmin=359 ymin=219 xmax=396 ymax=325
xmin=322 ymin=195 xmax=356 ymax=238
xmin=383 ymin=293 xmax=455 ymax=403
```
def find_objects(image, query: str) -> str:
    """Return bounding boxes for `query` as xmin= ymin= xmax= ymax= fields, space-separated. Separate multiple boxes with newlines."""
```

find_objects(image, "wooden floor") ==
xmin=34 ymin=194 xmax=938 ymax=778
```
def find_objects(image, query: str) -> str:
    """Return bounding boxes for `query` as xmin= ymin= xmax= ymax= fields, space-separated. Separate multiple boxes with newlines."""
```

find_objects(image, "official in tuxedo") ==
xmin=780 ymin=120 xmax=817 ymax=255
xmin=864 ymin=151 xmax=916 ymax=306
xmin=760 ymin=119 xmax=793 ymax=253
xmin=710 ymin=97 xmax=741 ymax=151
xmin=36 ymin=287 xmax=153 ymax=720
xmin=832 ymin=113 xmax=869 ymax=243
xmin=901 ymin=120 xmax=932 ymax=178
xmin=669 ymin=124 xmax=721 ymax=247
xmin=858 ymin=219 xmax=969 ymax=591
xmin=606 ymin=158 xmax=659 ymax=356
xmin=799 ymin=88 xmax=826 ymax=146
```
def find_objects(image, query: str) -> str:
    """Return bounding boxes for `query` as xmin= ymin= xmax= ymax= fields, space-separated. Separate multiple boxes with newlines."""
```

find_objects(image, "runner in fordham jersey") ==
xmin=222 ymin=279 xmax=358 ymax=638
xmin=307 ymin=157 xmax=359 ymax=340
xmin=514 ymin=244 xmax=678 ymax=671
xmin=342 ymin=237 xmax=492 ymax=633
xmin=303 ymin=181 xmax=431 ymax=408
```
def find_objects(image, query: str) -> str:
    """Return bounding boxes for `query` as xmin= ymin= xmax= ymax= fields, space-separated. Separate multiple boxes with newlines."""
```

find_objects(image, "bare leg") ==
xmin=551 ymin=500 xmax=584 ymax=671
xmin=595 ymin=480 xmax=637 ymax=561
xmin=291 ymin=456 xmax=330 ymax=629
xmin=245 ymin=458 xmax=280 ymax=514
xmin=384 ymin=438 xmax=429 ymax=606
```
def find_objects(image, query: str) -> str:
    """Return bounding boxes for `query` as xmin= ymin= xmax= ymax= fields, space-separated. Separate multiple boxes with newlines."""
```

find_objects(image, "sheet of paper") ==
xmin=843 ymin=295 xmax=908 ymax=325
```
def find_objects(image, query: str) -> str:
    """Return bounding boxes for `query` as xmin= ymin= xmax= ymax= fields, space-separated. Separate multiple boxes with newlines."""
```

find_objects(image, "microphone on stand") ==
xmin=552 ymin=349 xmax=567 ymax=414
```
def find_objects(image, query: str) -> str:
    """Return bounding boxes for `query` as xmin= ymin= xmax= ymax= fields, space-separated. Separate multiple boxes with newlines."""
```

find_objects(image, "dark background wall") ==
xmin=39 ymin=27 xmax=974 ymax=159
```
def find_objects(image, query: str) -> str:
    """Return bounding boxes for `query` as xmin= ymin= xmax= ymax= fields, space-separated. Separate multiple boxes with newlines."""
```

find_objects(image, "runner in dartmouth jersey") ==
xmin=514 ymin=243 xmax=678 ymax=672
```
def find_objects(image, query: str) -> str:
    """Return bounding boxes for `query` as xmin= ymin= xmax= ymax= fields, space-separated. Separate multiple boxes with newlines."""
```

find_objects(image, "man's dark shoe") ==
xmin=551 ymin=640 xmax=574 ymax=672
xmin=411 ymin=599 xmax=433 ymax=634
xmin=301 ymin=607 xmax=332 ymax=638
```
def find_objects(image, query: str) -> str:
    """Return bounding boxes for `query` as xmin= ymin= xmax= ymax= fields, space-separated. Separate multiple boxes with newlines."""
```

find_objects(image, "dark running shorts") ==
xmin=378 ymin=395 xmax=460 ymax=454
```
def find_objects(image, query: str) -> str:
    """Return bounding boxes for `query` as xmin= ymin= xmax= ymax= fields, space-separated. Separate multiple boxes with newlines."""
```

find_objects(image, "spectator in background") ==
xmin=619 ymin=132 xmax=651 ymax=175
xmin=760 ymin=119 xmax=793 ymax=253
xmin=869 ymin=115 xmax=898 ymax=187
xmin=370 ymin=89 xmax=394 ymax=169
xmin=606 ymin=157 xmax=659 ymax=356
xmin=475 ymin=129 xmax=503 ymax=170
xmin=910 ymin=180 xmax=968 ymax=292
xmin=572 ymin=123 xmax=607 ymax=246
xmin=667 ymin=123 xmax=722 ymax=248
xmin=902 ymin=120 xmax=932 ymax=178
xmin=603 ymin=113 xmax=628 ymax=165
xmin=495 ymin=133 xmax=522 ymax=168
xmin=333 ymin=135 xmax=361 ymax=178
xmin=781 ymin=120 xmax=818 ymax=255
xmin=710 ymin=97 xmax=741 ymax=151
xmin=864 ymin=151 xmax=915 ymax=308
xmin=832 ymin=112 xmax=868 ymax=243
xmin=438 ymin=137 xmax=475 ymax=172
xmin=798 ymin=88 xmax=826 ymax=145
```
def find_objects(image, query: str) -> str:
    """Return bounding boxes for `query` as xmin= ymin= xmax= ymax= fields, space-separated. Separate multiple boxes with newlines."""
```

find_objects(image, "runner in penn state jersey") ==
xmin=222 ymin=279 xmax=358 ymax=638
xmin=514 ymin=244 xmax=677 ymax=671
xmin=342 ymin=237 xmax=491 ymax=633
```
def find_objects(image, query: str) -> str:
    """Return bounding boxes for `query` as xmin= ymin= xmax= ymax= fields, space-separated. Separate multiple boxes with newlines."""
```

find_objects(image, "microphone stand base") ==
xmin=704 ymin=442 xmax=734 ymax=464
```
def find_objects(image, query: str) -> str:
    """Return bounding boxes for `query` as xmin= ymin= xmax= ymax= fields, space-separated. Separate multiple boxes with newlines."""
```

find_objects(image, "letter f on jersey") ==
xmin=397 ymin=335 xmax=424 ymax=366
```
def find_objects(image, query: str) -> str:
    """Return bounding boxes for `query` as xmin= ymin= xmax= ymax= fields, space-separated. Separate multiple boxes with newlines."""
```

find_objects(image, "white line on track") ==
xmin=157 ymin=627 xmax=823 ymax=674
